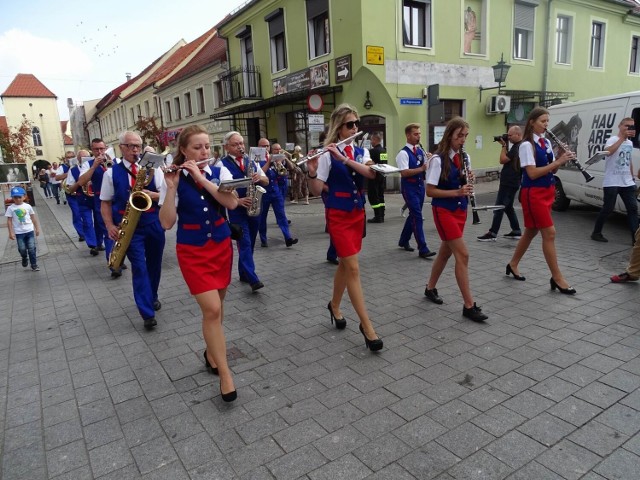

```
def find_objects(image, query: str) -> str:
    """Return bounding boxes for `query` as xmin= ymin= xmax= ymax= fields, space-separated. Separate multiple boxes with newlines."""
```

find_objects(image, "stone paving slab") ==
xmin=1 ymin=183 xmax=639 ymax=479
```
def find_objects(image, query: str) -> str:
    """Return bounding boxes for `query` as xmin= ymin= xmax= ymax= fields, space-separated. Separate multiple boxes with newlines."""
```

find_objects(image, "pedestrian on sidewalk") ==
xmin=5 ymin=186 xmax=41 ymax=271
xmin=610 ymin=226 xmax=640 ymax=283
xmin=38 ymin=168 xmax=52 ymax=198
xmin=477 ymin=126 xmax=523 ymax=242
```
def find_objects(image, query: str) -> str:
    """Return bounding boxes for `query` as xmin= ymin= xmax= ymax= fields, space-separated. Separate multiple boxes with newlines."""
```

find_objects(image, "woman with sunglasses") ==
xmin=306 ymin=104 xmax=383 ymax=351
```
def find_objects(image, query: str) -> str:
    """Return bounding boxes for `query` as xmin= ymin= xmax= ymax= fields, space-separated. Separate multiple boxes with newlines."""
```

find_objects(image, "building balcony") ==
xmin=220 ymin=65 xmax=262 ymax=105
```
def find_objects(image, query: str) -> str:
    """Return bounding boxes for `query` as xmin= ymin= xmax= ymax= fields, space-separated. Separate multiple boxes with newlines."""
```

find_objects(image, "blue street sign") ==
xmin=400 ymin=98 xmax=423 ymax=105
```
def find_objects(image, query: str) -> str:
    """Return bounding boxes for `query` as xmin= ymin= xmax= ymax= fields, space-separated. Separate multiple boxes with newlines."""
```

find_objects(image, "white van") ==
xmin=547 ymin=92 xmax=640 ymax=212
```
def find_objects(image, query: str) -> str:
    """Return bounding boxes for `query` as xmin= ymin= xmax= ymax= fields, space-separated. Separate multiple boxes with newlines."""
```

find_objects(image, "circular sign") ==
xmin=307 ymin=94 xmax=324 ymax=112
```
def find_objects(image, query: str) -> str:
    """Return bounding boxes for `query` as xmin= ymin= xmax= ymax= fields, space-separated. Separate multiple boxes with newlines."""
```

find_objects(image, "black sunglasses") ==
xmin=342 ymin=120 xmax=360 ymax=129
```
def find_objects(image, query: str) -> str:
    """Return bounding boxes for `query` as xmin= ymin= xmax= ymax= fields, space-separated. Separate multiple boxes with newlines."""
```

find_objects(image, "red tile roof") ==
xmin=124 ymin=27 xmax=217 ymax=99
xmin=0 ymin=116 xmax=8 ymax=133
xmin=60 ymin=121 xmax=74 ymax=145
xmin=159 ymin=32 xmax=227 ymax=90
xmin=1 ymin=74 xmax=57 ymax=98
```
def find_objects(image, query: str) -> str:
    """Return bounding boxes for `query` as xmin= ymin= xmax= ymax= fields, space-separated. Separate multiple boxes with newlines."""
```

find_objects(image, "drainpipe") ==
xmin=542 ymin=0 xmax=553 ymax=105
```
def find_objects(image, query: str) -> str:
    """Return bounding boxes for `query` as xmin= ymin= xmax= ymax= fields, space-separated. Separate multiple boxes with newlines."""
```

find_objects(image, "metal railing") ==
xmin=219 ymin=65 xmax=261 ymax=105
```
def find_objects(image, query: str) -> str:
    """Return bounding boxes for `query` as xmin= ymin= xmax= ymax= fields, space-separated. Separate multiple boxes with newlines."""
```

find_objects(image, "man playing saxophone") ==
xmin=220 ymin=131 xmax=268 ymax=292
xmin=100 ymin=131 xmax=166 ymax=330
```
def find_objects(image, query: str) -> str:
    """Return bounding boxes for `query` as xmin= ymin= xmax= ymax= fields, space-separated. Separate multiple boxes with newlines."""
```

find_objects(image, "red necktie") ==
xmin=236 ymin=156 xmax=245 ymax=172
xmin=345 ymin=145 xmax=354 ymax=160
xmin=130 ymin=163 xmax=137 ymax=187
xmin=539 ymin=138 xmax=546 ymax=149
xmin=453 ymin=153 xmax=461 ymax=170
xmin=413 ymin=146 xmax=417 ymax=156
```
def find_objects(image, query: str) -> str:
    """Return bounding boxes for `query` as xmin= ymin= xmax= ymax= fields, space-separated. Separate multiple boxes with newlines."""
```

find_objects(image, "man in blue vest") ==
xmin=100 ymin=131 xmax=165 ymax=330
xmin=221 ymin=131 xmax=269 ymax=291
xmin=64 ymin=151 xmax=98 ymax=256
xmin=397 ymin=123 xmax=436 ymax=259
xmin=55 ymin=151 xmax=85 ymax=241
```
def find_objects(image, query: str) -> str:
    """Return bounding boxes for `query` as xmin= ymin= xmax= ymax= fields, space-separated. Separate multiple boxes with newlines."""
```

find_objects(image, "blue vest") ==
xmin=221 ymin=155 xmax=249 ymax=198
xmin=260 ymin=161 xmax=281 ymax=195
xmin=521 ymin=140 xmax=555 ymax=188
xmin=62 ymin=164 xmax=70 ymax=173
xmin=431 ymin=155 xmax=469 ymax=211
xmin=400 ymin=146 xmax=426 ymax=188
xmin=111 ymin=162 xmax=159 ymax=226
xmin=324 ymin=147 xmax=366 ymax=212
xmin=70 ymin=165 xmax=94 ymax=207
xmin=176 ymin=170 xmax=230 ymax=245
xmin=88 ymin=159 xmax=107 ymax=195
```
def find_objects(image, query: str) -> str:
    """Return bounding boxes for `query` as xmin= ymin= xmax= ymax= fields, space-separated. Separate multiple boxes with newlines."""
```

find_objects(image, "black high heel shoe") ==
xmin=506 ymin=263 xmax=526 ymax=281
xmin=359 ymin=324 xmax=383 ymax=351
xmin=327 ymin=302 xmax=347 ymax=330
xmin=203 ymin=351 xmax=219 ymax=375
xmin=220 ymin=381 xmax=237 ymax=402
xmin=550 ymin=278 xmax=576 ymax=295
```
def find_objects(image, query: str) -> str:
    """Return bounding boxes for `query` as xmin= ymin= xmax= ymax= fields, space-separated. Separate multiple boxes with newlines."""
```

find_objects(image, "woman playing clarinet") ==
xmin=306 ymin=104 xmax=383 ymax=351
xmin=506 ymin=107 xmax=576 ymax=294
xmin=159 ymin=125 xmax=240 ymax=402
xmin=423 ymin=117 xmax=488 ymax=322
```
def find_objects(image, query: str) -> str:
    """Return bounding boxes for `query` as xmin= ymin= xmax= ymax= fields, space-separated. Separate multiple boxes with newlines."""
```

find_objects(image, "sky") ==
xmin=0 ymin=0 xmax=249 ymax=121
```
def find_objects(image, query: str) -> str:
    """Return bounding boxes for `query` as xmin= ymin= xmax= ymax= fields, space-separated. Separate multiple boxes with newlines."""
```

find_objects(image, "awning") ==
xmin=210 ymin=85 xmax=343 ymax=119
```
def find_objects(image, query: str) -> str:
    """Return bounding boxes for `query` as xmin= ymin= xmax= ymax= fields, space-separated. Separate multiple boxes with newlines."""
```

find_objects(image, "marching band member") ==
xmin=55 ymin=151 xmax=85 ymax=240
xmin=306 ymin=104 xmax=383 ymax=351
xmin=64 ymin=150 xmax=99 ymax=256
xmin=506 ymin=107 xmax=576 ymax=294
xmin=220 ymin=131 xmax=269 ymax=292
xmin=424 ymin=117 xmax=488 ymax=322
xmin=101 ymin=131 xmax=166 ymax=330
xmin=159 ymin=125 xmax=238 ymax=402
xmin=397 ymin=123 xmax=436 ymax=259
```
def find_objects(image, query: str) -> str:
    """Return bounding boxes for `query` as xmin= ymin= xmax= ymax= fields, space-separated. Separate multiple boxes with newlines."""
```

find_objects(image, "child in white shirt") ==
xmin=5 ymin=186 xmax=41 ymax=271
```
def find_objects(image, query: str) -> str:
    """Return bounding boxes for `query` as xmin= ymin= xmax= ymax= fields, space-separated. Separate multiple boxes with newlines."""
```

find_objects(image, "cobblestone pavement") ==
xmin=1 ymin=185 xmax=639 ymax=479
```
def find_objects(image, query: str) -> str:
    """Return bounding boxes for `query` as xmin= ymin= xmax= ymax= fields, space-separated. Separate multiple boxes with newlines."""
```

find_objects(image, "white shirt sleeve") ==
xmin=218 ymin=165 xmax=233 ymax=182
xmin=99 ymin=169 xmax=114 ymax=201
xmin=65 ymin=168 xmax=78 ymax=188
xmin=316 ymin=151 xmax=332 ymax=182
xmin=426 ymin=155 xmax=442 ymax=186
xmin=396 ymin=149 xmax=410 ymax=170
xmin=519 ymin=141 xmax=536 ymax=168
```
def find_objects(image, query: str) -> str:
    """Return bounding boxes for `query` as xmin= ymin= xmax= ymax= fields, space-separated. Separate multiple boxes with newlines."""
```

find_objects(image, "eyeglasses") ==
xmin=342 ymin=120 xmax=360 ymax=130
xmin=121 ymin=143 xmax=142 ymax=149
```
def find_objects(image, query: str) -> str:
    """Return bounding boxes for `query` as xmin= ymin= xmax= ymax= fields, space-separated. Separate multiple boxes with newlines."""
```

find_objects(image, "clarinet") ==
xmin=544 ymin=129 xmax=594 ymax=183
xmin=460 ymin=145 xmax=481 ymax=225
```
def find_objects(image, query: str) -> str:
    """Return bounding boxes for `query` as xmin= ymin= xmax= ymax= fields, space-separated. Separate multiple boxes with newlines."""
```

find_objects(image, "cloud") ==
xmin=0 ymin=29 xmax=92 ymax=79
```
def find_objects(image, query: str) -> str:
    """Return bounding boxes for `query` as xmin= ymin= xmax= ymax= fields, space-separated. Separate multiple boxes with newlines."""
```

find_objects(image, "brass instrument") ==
xmin=107 ymin=159 xmax=153 ymax=270
xmin=271 ymin=154 xmax=288 ymax=176
xmin=82 ymin=182 xmax=94 ymax=197
xmin=245 ymin=152 xmax=266 ymax=217
xmin=544 ymin=129 xmax=594 ymax=183
xmin=297 ymin=131 xmax=365 ymax=165
xmin=61 ymin=177 xmax=73 ymax=195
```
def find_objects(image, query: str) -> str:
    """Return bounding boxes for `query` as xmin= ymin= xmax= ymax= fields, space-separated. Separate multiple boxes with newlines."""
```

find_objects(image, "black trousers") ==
xmin=367 ymin=174 xmax=386 ymax=212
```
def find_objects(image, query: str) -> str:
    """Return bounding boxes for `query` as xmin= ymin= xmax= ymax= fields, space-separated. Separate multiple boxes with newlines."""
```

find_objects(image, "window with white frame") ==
xmin=631 ymin=36 xmax=640 ymax=74
xmin=130 ymin=108 xmax=135 ymax=126
xmin=165 ymin=101 xmax=172 ymax=122
xmin=514 ymin=2 xmax=535 ymax=60
xmin=174 ymin=97 xmax=181 ymax=120
xmin=266 ymin=9 xmax=287 ymax=73
xmin=184 ymin=92 xmax=192 ymax=117
xmin=196 ymin=88 xmax=205 ymax=113
xmin=306 ymin=0 xmax=330 ymax=58
xmin=32 ymin=127 xmax=42 ymax=146
xmin=144 ymin=100 xmax=150 ymax=117
xmin=590 ymin=21 xmax=605 ymax=68
xmin=403 ymin=0 xmax=432 ymax=48
xmin=136 ymin=104 xmax=141 ymax=119
xmin=556 ymin=15 xmax=572 ymax=64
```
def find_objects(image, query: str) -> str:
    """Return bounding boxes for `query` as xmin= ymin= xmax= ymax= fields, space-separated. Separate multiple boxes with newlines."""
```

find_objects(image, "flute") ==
xmin=161 ymin=158 xmax=214 ymax=173
xmin=297 ymin=131 xmax=365 ymax=165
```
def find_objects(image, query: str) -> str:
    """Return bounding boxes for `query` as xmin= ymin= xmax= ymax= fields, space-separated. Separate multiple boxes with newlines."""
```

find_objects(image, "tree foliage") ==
xmin=0 ymin=118 xmax=35 ymax=163
xmin=134 ymin=116 xmax=163 ymax=151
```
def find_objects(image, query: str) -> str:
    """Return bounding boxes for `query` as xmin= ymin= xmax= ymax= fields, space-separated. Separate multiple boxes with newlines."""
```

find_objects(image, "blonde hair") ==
xmin=325 ymin=104 xmax=359 ymax=146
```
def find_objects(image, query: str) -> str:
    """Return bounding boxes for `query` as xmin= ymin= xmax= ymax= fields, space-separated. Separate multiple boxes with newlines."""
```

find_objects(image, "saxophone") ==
xmin=107 ymin=161 xmax=153 ymax=270
xmin=245 ymin=154 xmax=266 ymax=217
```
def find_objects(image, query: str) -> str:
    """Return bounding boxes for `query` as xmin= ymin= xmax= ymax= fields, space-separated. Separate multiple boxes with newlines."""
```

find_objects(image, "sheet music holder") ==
xmin=585 ymin=151 xmax=607 ymax=167
xmin=219 ymin=177 xmax=253 ymax=192
xmin=249 ymin=147 xmax=267 ymax=163
xmin=370 ymin=164 xmax=401 ymax=176
xmin=139 ymin=152 xmax=167 ymax=170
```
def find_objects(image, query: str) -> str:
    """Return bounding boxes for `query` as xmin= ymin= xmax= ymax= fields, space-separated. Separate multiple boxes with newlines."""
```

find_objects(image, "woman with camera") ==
xmin=477 ymin=126 xmax=523 ymax=242
xmin=506 ymin=107 xmax=576 ymax=294
xmin=159 ymin=125 xmax=240 ymax=402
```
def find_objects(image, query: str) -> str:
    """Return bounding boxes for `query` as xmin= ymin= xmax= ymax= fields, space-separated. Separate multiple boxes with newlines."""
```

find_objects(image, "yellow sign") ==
xmin=366 ymin=46 xmax=384 ymax=65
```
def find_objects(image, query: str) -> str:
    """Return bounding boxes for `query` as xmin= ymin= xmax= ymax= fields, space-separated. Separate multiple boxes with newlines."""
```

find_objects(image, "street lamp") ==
xmin=479 ymin=53 xmax=511 ymax=102
xmin=364 ymin=91 xmax=373 ymax=110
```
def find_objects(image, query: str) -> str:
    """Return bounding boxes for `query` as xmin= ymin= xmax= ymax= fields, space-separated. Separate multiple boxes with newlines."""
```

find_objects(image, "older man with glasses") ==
xmin=100 ymin=131 xmax=166 ymax=330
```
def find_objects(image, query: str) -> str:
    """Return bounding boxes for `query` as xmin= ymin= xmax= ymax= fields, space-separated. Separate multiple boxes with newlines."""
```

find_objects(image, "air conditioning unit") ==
xmin=487 ymin=95 xmax=511 ymax=114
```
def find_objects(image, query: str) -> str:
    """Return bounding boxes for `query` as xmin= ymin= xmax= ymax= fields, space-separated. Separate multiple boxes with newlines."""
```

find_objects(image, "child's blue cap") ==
xmin=10 ymin=186 xmax=26 ymax=197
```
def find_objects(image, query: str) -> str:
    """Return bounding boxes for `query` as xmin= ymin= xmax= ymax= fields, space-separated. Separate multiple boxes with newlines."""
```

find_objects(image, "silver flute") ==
xmin=297 ymin=131 xmax=365 ymax=165
xmin=161 ymin=158 xmax=215 ymax=173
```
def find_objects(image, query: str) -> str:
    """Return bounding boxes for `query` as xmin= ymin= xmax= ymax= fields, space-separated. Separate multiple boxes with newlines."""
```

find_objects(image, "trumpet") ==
xmin=544 ymin=129 xmax=595 ymax=183
xmin=297 ymin=131 xmax=365 ymax=165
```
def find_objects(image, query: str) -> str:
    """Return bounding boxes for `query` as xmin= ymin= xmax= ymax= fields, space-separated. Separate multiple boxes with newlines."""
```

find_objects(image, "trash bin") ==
xmin=26 ymin=185 xmax=36 ymax=206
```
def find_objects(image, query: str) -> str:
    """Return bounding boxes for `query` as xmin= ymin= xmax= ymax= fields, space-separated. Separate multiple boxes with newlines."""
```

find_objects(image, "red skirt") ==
xmin=176 ymin=238 xmax=232 ymax=295
xmin=326 ymin=207 xmax=365 ymax=258
xmin=521 ymin=186 xmax=554 ymax=229
xmin=433 ymin=206 xmax=467 ymax=241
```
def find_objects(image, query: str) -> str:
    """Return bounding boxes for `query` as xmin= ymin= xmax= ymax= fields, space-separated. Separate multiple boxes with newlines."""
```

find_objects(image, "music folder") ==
xmin=370 ymin=164 xmax=401 ymax=176
xmin=585 ymin=151 xmax=607 ymax=166
xmin=219 ymin=177 xmax=253 ymax=192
